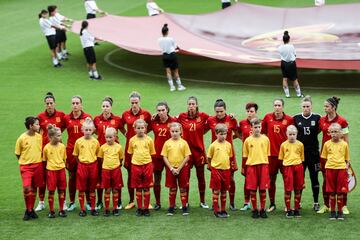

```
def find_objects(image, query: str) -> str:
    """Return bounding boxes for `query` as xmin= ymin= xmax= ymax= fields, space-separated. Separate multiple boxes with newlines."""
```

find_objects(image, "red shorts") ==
xmin=165 ymin=164 xmax=189 ymax=189
xmin=283 ymin=164 xmax=305 ymax=191
xmin=20 ymin=162 xmax=45 ymax=188
xmin=47 ymin=169 xmax=67 ymax=191
xmin=326 ymin=169 xmax=348 ymax=193
xmin=241 ymin=157 xmax=247 ymax=176
xmin=188 ymin=150 xmax=206 ymax=168
xmin=152 ymin=156 xmax=165 ymax=172
xmin=210 ymin=169 xmax=231 ymax=191
xmin=269 ymin=156 xmax=283 ymax=176
xmin=130 ymin=163 xmax=154 ymax=188
xmin=66 ymin=147 xmax=77 ymax=172
xmin=76 ymin=161 xmax=98 ymax=191
xmin=101 ymin=167 xmax=123 ymax=189
xmin=246 ymin=164 xmax=270 ymax=190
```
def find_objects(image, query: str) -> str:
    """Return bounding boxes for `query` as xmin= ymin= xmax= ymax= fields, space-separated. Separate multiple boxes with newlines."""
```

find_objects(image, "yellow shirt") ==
xmin=43 ymin=143 xmax=66 ymax=170
xmin=98 ymin=143 xmax=124 ymax=170
xmin=207 ymin=140 xmax=233 ymax=170
xmin=128 ymin=135 xmax=156 ymax=165
xmin=243 ymin=135 xmax=270 ymax=166
xmin=73 ymin=136 xmax=100 ymax=164
xmin=278 ymin=140 xmax=304 ymax=166
xmin=15 ymin=132 xmax=42 ymax=165
xmin=321 ymin=140 xmax=350 ymax=169
xmin=161 ymin=138 xmax=191 ymax=168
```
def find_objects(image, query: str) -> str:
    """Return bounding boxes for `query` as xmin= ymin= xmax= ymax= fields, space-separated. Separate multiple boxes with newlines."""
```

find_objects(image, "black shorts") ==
xmin=55 ymin=30 xmax=67 ymax=44
xmin=83 ymin=47 xmax=96 ymax=64
xmin=222 ymin=2 xmax=231 ymax=9
xmin=303 ymin=150 xmax=320 ymax=173
xmin=46 ymin=35 xmax=57 ymax=50
xmin=281 ymin=60 xmax=298 ymax=81
xmin=86 ymin=13 xmax=96 ymax=19
xmin=162 ymin=52 xmax=178 ymax=70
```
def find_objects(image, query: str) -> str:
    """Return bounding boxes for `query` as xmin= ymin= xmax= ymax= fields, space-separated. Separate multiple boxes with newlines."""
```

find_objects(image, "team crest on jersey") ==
xmin=140 ymin=115 xmax=144 ymax=119
xmin=196 ymin=117 xmax=201 ymax=123
xmin=285 ymin=148 xmax=289 ymax=152
xmin=298 ymin=122 xmax=302 ymax=126
xmin=80 ymin=119 xmax=85 ymax=124
xmin=45 ymin=120 xmax=48 ymax=123
xmin=225 ymin=122 xmax=230 ymax=127
xmin=311 ymin=121 xmax=315 ymax=126
xmin=56 ymin=117 xmax=61 ymax=123
xmin=250 ymin=144 xmax=253 ymax=148
xmin=111 ymin=120 xmax=115 ymax=125
xmin=282 ymin=120 xmax=288 ymax=125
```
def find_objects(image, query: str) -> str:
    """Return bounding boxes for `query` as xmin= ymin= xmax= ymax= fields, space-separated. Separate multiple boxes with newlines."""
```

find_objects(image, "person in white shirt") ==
xmin=84 ymin=0 xmax=107 ymax=19
xmin=158 ymin=24 xmax=186 ymax=91
xmin=80 ymin=20 xmax=103 ymax=80
xmin=48 ymin=5 xmax=73 ymax=60
xmin=221 ymin=0 xmax=238 ymax=9
xmin=38 ymin=9 xmax=64 ymax=68
xmin=146 ymin=0 xmax=164 ymax=16
xmin=278 ymin=31 xmax=304 ymax=98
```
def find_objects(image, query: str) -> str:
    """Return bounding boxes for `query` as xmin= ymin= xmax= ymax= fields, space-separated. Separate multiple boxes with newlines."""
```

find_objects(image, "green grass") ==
xmin=1 ymin=0 xmax=360 ymax=239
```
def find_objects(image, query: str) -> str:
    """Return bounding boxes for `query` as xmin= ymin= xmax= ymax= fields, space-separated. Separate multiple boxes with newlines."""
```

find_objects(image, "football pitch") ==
xmin=1 ymin=0 xmax=360 ymax=239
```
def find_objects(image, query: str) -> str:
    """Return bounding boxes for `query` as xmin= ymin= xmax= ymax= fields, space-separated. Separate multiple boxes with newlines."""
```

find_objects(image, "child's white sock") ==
xmin=283 ymin=86 xmax=290 ymax=97
xmin=93 ymin=70 xmax=99 ymax=78
xmin=52 ymin=57 xmax=59 ymax=65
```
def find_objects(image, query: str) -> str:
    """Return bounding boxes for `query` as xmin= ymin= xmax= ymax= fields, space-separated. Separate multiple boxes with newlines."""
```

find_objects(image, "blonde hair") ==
xmin=286 ymin=125 xmax=298 ymax=133
xmin=215 ymin=123 xmax=227 ymax=134
xmin=329 ymin=123 xmax=342 ymax=131
xmin=250 ymin=118 xmax=261 ymax=126
xmin=47 ymin=124 xmax=61 ymax=138
xmin=169 ymin=122 xmax=182 ymax=131
xmin=105 ymin=127 xmax=117 ymax=136
xmin=82 ymin=117 xmax=95 ymax=129
xmin=133 ymin=119 xmax=147 ymax=128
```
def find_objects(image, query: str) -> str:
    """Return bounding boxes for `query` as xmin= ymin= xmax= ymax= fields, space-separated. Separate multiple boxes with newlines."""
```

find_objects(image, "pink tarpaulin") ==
xmin=72 ymin=3 xmax=360 ymax=70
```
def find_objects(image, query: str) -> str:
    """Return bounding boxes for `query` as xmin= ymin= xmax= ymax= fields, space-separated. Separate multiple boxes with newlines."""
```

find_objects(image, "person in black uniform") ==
xmin=293 ymin=96 xmax=321 ymax=211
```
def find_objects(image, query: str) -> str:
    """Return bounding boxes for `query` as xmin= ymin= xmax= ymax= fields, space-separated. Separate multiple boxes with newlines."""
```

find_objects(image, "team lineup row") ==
xmin=15 ymin=92 xmax=350 ymax=220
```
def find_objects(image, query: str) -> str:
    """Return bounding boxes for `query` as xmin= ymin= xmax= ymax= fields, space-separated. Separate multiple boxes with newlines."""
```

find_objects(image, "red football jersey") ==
xmin=262 ymin=112 xmax=293 ymax=157
xmin=94 ymin=113 xmax=123 ymax=145
xmin=63 ymin=111 xmax=92 ymax=150
xmin=207 ymin=115 xmax=237 ymax=144
xmin=121 ymin=108 xmax=152 ymax=148
xmin=177 ymin=112 xmax=209 ymax=153
xmin=38 ymin=109 xmax=66 ymax=148
xmin=150 ymin=116 xmax=176 ymax=159
xmin=319 ymin=114 xmax=348 ymax=147
xmin=238 ymin=118 xmax=252 ymax=143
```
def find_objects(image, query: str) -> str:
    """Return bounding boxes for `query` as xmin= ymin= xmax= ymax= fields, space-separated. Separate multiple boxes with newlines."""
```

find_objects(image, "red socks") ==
xmin=322 ymin=181 xmax=329 ymax=207
xmin=250 ymin=191 xmax=257 ymax=210
xmin=112 ymin=192 xmax=119 ymax=210
xmin=58 ymin=191 xmax=65 ymax=211
xmin=48 ymin=192 xmax=55 ymax=212
xmin=169 ymin=188 xmax=177 ymax=208
xmin=78 ymin=191 xmax=85 ymax=211
xmin=136 ymin=189 xmax=143 ymax=209
xmin=180 ymin=190 xmax=187 ymax=207
xmin=104 ymin=192 xmax=111 ymax=210
xmin=90 ymin=192 xmax=96 ymax=210
xmin=337 ymin=194 xmax=344 ymax=212
xmin=212 ymin=190 xmax=219 ymax=213
xmin=23 ymin=189 xmax=32 ymax=211
xmin=39 ymin=187 xmax=46 ymax=202
xmin=285 ymin=192 xmax=291 ymax=210
xmin=220 ymin=191 xmax=227 ymax=212
xmin=144 ymin=189 xmax=150 ymax=209
xmin=260 ymin=190 xmax=266 ymax=210
xmin=244 ymin=184 xmax=250 ymax=204
xmin=330 ymin=194 xmax=336 ymax=211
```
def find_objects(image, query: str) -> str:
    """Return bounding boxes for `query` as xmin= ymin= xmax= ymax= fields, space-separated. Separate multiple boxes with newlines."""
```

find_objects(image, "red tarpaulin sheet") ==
xmin=72 ymin=3 xmax=360 ymax=70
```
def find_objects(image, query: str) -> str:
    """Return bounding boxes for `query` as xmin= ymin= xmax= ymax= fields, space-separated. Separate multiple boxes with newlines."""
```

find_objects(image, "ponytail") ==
xmin=162 ymin=23 xmax=169 ymax=36
xmin=283 ymin=30 xmax=290 ymax=44
xmin=80 ymin=21 xmax=89 ymax=36
xmin=38 ymin=9 xmax=48 ymax=19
